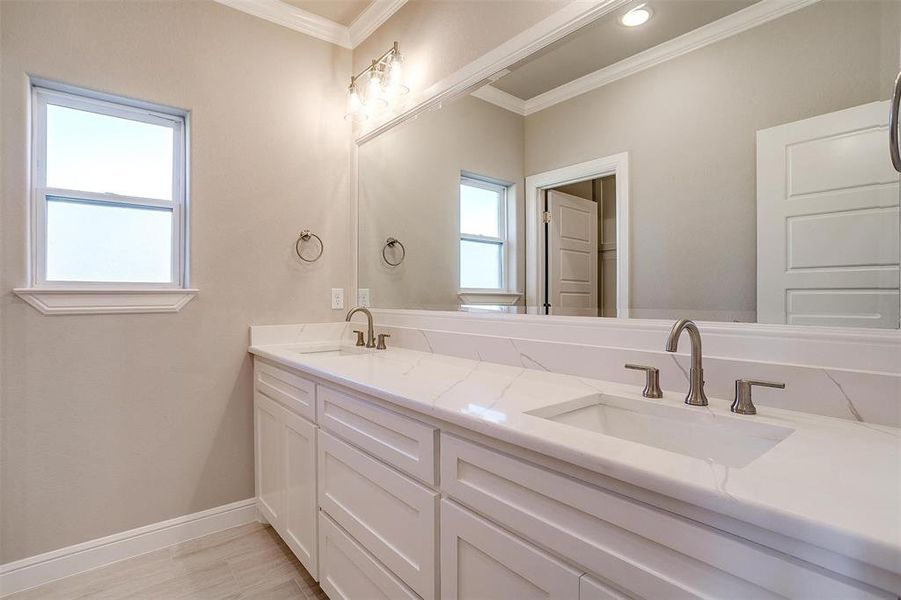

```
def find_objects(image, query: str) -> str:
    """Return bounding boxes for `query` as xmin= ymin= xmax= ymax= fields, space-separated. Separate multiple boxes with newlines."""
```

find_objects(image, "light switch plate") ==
xmin=357 ymin=288 xmax=370 ymax=307
xmin=331 ymin=288 xmax=344 ymax=310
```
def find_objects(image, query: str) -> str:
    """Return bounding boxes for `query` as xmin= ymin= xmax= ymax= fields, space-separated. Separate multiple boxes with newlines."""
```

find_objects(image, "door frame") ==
xmin=525 ymin=153 xmax=630 ymax=316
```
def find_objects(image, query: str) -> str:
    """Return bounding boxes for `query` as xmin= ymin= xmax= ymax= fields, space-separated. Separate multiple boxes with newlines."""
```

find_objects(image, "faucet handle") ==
xmin=624 ymin=364 xmax=663 ymax=398
xmin=376 ymin=333 xmax=391 ymax=350
xmin=352 ymin=330 xmax=365 ymax=347
xmin=731 ymin=379 xmax=785 ymax=415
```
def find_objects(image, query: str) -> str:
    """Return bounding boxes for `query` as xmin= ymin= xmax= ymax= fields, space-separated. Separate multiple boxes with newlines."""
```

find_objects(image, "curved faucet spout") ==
xmin=346 ymin=306 xmax=376 ymax=348
xmin=665 ymin=319 xmax=708 ymax=406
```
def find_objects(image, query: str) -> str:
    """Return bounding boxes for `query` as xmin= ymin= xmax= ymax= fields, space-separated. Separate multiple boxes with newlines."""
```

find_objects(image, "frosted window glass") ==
xmin=460 ymin=183 xmax=500 ymax=237
xmin=46 ymin=104 xmax=174 ymax=200
xmin=46 ymin=198 xmax=173 ymax=283
xmin=460 ymin=240 xmax=502 ymax=289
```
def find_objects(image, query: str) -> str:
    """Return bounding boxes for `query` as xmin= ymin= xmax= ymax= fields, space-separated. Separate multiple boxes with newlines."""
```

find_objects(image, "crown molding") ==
xmin=522 ymin=0 xmax=820 ymax=115
xmin=470 ymin=0 xmax=822 ymax=118
xmin=471 ymin=85 xmax=527 ymax=116
xmin=348 ymin=0 xmax=409 ymax=48
xmin=215 ymin=0 xmax=351 ymax=47
xmin=355 ymin=0 xmax=634 ymax=144
xmin=214 ymin=0 xmax=407 ymax=49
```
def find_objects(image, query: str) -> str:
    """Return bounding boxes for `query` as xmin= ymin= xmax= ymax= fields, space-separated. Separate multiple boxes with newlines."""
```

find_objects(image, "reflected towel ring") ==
xmin=295 ymin=229 xmax=324 ymax=263
xmin=382 ymin=237 xmax=406 ymax=266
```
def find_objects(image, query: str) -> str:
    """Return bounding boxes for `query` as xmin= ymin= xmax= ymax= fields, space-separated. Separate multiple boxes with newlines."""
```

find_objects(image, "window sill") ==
xmin=14 ymin=287 xmax=198 ymax=315
xmin=457 ymin=291 xmax=522 ymax=306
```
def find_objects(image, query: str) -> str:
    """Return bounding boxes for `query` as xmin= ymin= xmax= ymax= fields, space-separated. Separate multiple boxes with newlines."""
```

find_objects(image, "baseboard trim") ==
xmin=0 ymin=498 xmax=258 ymax=597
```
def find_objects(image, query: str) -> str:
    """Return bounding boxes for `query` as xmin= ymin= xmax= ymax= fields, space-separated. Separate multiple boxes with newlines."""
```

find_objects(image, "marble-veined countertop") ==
xmin=249 ymin=340 xmax=901 ymax=575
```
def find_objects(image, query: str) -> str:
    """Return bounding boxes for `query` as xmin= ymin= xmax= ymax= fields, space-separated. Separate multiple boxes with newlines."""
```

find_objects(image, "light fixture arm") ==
xmin=345 ymin=41 xmax=407 ymax=121
xmin=349 ymin=41 xmax=402 ymax=84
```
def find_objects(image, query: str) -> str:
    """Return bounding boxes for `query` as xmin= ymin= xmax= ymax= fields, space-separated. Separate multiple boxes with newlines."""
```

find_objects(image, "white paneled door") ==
xmin=757 ymin=101 xmax=900 ymax=328
xmin=547 ymin=190 xmax=599 ymax=316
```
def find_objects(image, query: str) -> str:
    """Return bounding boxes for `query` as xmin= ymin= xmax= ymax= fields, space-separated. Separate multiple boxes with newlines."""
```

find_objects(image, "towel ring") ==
xmin=295 ymin=230 xmax=324 ymax=263
xmin=382 ymin=237 xmax=405 ymax=267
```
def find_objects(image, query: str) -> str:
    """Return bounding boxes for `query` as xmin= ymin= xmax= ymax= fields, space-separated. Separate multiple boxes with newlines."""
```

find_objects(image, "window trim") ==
xmin=459 ymin=176 xmax=508 ymax=293
xmin=15 ymin=80 xmax=196 ymax=315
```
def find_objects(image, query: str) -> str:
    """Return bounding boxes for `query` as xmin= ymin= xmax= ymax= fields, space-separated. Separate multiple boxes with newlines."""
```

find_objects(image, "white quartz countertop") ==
xmin=249 ymin=342 xmax=901 ymax=574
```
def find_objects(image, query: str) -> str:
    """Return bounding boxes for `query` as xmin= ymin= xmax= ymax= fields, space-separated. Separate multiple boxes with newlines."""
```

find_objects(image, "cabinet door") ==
xmin=283 ymin=410 xmax=318 ymax=578
xmin=318 ymin=431 xmax=438 ymax=600
xmin=254 ymin=392 xmax=284 ymax=528
xmin=441 ymin=499 xmax=581 ymax=600
xmin=319 ymin=512 xmax=419 ymax=600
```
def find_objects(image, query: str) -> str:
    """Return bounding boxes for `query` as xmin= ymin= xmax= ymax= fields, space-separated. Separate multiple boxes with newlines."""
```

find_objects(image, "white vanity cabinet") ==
xmin=253 ymin=361 xmax=319 ymax=579
xmin=252 ymin=356 xmax=896 ymax=600
xmin=439 ymin=434 xmax=892 ymax=600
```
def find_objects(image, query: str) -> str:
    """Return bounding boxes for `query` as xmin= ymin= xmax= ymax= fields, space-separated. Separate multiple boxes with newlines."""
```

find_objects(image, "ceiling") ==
xmin=492 ymin=0 xmax=758 ymax=100
xmin=282 ymin=0 xmax=373 ymax=26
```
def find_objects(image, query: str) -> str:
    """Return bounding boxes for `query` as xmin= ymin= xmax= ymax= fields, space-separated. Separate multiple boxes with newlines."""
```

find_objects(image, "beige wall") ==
xmin=0 ymin=0 xmax=351 ymax=562
xmin=359 ymin=95 xmax=523 ymax=309
xmin=525 ymin=0 xmax=899 ymax=321
xmin=354 ymin=0 xmax=566 ymax=96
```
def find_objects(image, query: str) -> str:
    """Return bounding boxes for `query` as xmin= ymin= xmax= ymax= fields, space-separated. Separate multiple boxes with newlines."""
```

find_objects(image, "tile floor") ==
xmin=5 ymin=523 xmax=325 ymax=599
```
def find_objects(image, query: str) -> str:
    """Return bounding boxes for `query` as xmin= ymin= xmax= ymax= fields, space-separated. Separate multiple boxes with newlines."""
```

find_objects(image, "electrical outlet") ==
xmin=331 ymin=288 xmax=344 ymax=310
xmin=357 ymin=288 xmax=370 ymax=307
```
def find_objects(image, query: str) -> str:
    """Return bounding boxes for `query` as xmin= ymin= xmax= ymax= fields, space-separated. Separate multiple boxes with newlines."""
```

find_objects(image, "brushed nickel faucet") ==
xmin=665 ymin=319 xmax=709 ymax=407
xmin=346 ymin=306 xmax=376 ymax=348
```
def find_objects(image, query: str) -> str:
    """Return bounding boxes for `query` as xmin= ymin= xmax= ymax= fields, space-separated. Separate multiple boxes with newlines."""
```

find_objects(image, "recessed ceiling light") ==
xmin=621 ymin=4 xmax=652 ymax=27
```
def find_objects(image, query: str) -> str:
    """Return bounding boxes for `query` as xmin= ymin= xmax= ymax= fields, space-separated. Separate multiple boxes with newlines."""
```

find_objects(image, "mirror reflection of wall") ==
xmin=358 ymin=0 xmax=901 ymax=328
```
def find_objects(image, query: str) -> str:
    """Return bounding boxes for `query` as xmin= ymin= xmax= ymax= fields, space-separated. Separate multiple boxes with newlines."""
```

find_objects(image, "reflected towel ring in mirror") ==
xmin=295 ymin=229 xmax=324 ymax=263
xmin=382 ymin=237 xmax=405 ymax=266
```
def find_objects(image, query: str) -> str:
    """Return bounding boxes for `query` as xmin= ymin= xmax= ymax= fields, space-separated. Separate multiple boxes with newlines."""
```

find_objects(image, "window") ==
xmin=459 ymin=176 xmax=507 ymax=290
xmin=18 ymin=82 xmax=193 ymax=314
xmin=32 ymin=83 xmax=187 ymax=287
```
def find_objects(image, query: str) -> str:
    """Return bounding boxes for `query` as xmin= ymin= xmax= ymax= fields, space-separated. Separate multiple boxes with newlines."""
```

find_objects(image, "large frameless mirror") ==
xmin=358 ymin=0 xmax=901 ymax=329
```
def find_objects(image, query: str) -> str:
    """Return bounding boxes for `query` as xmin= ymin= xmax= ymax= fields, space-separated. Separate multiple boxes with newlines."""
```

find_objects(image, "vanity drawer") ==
xmin=318 ymin=512 xmax=419 ymax=600
xmin=254 ymin=359 xmax=316 ymax=421
xmin=318 ymin=430 xmax=438 ymax=600
xmin=318 ymin=386 xmax=437 ymax=484
xmin=440 ymin=434 xmax=887 ymax=600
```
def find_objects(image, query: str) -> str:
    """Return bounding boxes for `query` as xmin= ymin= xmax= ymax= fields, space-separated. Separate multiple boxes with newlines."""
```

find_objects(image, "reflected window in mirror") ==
xmin=460 ymin=176 xmax=508 ymax=290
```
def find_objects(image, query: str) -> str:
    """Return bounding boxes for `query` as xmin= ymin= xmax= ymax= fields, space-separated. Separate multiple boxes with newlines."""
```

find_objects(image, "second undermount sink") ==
xmin=527 ymin=393 xmax=794 ymax=468
xmin=285 ymin=343 xmax=368 ymax=358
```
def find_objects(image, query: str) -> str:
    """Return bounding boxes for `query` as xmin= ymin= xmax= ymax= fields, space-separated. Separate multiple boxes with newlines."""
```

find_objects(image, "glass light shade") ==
xmin=367 ymin=71 xmax=383 ymax=102
xmin=344 ymin=84 xmax=366 ymax=121
xmin=363 ymin=71 xmax=388 ymax=114
xmin=385 ymin=54 xmax=409 ymax=97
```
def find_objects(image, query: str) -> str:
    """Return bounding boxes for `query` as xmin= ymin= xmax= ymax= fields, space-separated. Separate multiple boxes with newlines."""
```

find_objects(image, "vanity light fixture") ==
xmin=620 ymin=4 xmax=653 ymax=27
xmin=345 ymin=41 xmax=408 ymax=122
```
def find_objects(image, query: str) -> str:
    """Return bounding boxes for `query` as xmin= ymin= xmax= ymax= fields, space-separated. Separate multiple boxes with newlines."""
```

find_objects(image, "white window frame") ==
xmin=459 ymin=175 xmax=508 ymax=293
xmin=14 ymin=80 xmax=196 ymax=315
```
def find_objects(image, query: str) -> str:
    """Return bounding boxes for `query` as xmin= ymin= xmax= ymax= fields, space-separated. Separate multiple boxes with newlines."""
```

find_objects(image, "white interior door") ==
xmin=757 ymin=101 xmax=900 ymax=328
xmin=547 ymin=190 xmax=598 ymax=316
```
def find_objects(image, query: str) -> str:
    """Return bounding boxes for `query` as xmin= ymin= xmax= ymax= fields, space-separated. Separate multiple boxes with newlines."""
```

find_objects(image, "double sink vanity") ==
xmin=249 ymin=1 xmax=901 ymax=597
xmin=248 ymin=313 xmax=901 ymax=600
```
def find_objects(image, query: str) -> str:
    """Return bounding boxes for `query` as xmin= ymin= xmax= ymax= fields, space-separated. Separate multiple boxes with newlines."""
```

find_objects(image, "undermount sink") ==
xmin=285 ymin=343 xmax=367 ymax=357
xmin=527 ymin=393 xmax=793 ymax=468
